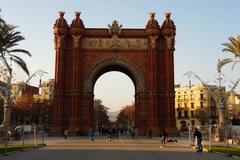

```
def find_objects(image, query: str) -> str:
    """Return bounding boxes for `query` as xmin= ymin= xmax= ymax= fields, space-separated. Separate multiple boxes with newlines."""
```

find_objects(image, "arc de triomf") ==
xmin=51 ymin=11 xmax=177 ymax=136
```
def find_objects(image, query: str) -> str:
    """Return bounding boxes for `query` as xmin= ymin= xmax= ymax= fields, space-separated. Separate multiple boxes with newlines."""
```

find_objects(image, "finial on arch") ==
xmin=75 ymin=11 xmax=81 ymax=18
xmin=146 ymin=12 xmax=160 ymax=35
xmin=165 ymin=12 xmax=171 ymax=18
xmin=58 ymin=11 xmax=65 ymax=18
xmin=161 ymin=12 xmax=175 ymax=31
xmin=149 ymin=12 xmax=156 ymax=19
xmin=70 ymin=11 xmax=85 ymax=35
xmin=54 ymin=11 xmax=68 ymax=30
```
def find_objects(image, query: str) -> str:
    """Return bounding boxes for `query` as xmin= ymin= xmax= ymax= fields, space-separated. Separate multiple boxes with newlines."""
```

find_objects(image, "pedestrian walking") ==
xmin=193 ymin=128 xmax=203 ymax=152
xmin=89 ymin=128 xmax=95 ymax=142
xmin=64 ymin=129 xmax=68 ymax=139
xmin=148 ymin=129 xmax=152 ymax=138
xmin=107 ymin=128 xmax=112 ymax=143
xmin=160 ymin=130 xmax=167 ymax=147
xmin=130 ymin=127 xmax=135 ymax=139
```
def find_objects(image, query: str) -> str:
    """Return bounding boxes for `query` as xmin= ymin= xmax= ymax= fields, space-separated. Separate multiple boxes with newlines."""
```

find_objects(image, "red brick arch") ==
xmin=51 ymin=11 xmax=177 ymax=136
xmin=84 ymin=57 xmax=145 ymax=93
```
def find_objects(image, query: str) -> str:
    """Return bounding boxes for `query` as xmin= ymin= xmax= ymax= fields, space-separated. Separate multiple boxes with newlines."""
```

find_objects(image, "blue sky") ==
xmin=1 ymin=0 xmax=240 ymax=111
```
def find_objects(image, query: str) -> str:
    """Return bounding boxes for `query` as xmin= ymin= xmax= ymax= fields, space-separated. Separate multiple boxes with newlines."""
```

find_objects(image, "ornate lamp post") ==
xmin=184 ymin=71 xmax=240 ymax=140
xmin=0 ymin=69 xmax=47 ymax=150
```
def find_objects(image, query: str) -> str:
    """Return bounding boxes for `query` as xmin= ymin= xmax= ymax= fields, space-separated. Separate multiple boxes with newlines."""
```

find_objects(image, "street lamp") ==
xmin=184 ymin=71 xmax=240 ymax=141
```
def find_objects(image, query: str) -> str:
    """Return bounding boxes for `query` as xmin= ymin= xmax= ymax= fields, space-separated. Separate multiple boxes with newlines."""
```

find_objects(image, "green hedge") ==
xmin=207 ymin=146 xmax=240 ymax=156
xmin=0 ymin=144 xmax=35 ymax=154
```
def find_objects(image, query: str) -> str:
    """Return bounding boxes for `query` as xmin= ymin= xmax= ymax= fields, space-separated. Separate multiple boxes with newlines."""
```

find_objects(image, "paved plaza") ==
xmin=0 ymin=136 xmax=236 ymax=160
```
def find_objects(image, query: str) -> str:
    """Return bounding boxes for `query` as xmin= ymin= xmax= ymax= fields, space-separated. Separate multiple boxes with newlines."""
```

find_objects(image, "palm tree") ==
xmin=0 ymin=9 xmax=5 ymax=25
xmin=0 ymin=17 xmax=4 ymax=25
xmin=0 ymin=21 xmax=31 ymax=142
xmin=217 ymin=35 xmax=240 ymax=71
xmin=0 ymin=23 xmax=31 ymax=75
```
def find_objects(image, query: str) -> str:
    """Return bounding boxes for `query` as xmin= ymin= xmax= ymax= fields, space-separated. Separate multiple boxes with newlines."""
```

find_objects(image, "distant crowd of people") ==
xmin=62 ymin=126 xmax=204 ymax=153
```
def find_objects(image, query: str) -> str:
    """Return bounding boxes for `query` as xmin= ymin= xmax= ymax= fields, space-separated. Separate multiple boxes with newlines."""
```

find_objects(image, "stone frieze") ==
xmin=82 ymin=38 xmax=147 ymax=50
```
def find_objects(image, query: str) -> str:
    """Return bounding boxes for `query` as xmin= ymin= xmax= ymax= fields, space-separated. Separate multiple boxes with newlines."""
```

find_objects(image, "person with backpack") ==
xmin=193 ymin=128 xmax=203 ymax=152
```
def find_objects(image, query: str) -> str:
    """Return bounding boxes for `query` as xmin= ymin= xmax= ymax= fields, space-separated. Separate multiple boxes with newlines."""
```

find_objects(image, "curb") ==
xmin=200 ymin=147 xmax=240 ymax=159
xmin=0 ymin=144 xmax=46 ymax=157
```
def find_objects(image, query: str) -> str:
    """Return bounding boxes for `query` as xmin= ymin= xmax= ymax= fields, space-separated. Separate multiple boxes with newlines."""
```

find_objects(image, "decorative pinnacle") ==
xmin=149 ymin=12 xmax=156 ymax=19
xmin=75 ymin=11 xmax=81 ymax=18
xmin=165 ymin=12 xmax=171 ymax=18
xmin=58 ymin=11 xmax=65 ymax=18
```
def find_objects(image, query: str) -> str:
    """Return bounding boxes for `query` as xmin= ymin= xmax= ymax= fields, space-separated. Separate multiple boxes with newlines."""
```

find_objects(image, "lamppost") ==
xmin=184 ymin=71 xmax=240 ymax=141
xmin=0 ymin=69 xmax=47 ymax=151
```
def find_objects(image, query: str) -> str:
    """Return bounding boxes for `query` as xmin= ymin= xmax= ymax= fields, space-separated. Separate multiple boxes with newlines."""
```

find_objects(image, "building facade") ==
xmin=12 ymin=82 xmax=39 ymax=106
xmin=11 ymin=82 xmax=39 ymax=105
xmin=175 ymin=84 xmax=225 ymax=132
xmin=38 ymin=79 xmax=54 ymax=100
xmin=227 ymin=91 xmax=240 ymax=120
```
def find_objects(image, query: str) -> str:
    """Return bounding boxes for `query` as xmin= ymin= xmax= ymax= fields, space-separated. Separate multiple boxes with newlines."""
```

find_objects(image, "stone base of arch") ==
xmin=165 ymin=126 xmax=178 ymax=136
xmin=50 ymin=126 xmax=63 ymax=136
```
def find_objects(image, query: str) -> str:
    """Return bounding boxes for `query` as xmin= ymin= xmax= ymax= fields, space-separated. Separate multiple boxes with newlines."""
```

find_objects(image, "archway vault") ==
xmin=84 ymin=57 xmax=145 ymax=94
xmin=51 ymin=11 xmax=177 ymax=136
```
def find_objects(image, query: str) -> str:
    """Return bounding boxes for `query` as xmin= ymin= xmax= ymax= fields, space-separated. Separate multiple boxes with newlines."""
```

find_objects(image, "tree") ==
xmin=116 ymin=102 xmax=135 ymax=128
xmin=0 ymin=9 xmax=5 ymax=25
xmin=0 ymin=22 xmax=31 ymax=75
xmin=93 ymin=99 xmax=111 ymax=129
xmin=0 ymin=17 xmax=5 ymax=25
xmin=12 ymin=99 xmax=53 ymax=127
xmin=217 ymin=35 xmax=240 ymax=71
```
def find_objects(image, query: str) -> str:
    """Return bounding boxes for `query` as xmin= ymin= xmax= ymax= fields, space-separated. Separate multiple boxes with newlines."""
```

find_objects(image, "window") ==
xmin=200 ymin=93 xmax=204 ymax=100
xmin=184 ymin=111 xmax=188 ymax=118
xmin=191 ymin=120 xmax=195 ymax=126
xmin=201 ymin=120 xmax=205 ymax=126
xmin=178 ymin=96 xmax=181 ymax=102
xmin=184 ymin=103 xmax=187 ymax=108
xmin=191 ymin=103 xmax=194 ymax=109
xmin=178 ymin=103 xmax=181 ymax=108
xmin=190 ymin=94 xmax=194 ymax=101
xmin=200 ymin=102 xmax=203 ymax=108
xmin=191 ymin=111 xmax=194 ymax=118
xmin=178 ymin=110 xmax=182 ymax=118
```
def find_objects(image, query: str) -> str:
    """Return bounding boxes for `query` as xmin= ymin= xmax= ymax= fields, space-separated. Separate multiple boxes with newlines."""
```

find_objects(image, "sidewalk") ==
xmin=0 ymin=136 xmax=236 ymax=160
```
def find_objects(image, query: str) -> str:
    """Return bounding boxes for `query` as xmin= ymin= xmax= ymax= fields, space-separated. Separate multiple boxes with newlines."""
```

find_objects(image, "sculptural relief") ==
xmin=108 ymin=20 xmax=122 ymax=36
xmin=72 ymin=35 xmax=82 ymax=48
xmin=149 ymin=35 xmax=159 ymax=49
xmin=165 ymin=36 xmax=175 ymax=49
xmin=82 ymin=38 xmax=147 ymax=50
xmin=54 ymin=35 xmax=66 ymax=49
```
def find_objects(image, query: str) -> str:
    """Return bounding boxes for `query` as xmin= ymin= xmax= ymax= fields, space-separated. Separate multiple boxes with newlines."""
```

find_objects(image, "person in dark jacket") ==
xmin=193 ymin=128 xmax=203 ymax=152
xmin=160 ymin=130 xmax=167 ymax=147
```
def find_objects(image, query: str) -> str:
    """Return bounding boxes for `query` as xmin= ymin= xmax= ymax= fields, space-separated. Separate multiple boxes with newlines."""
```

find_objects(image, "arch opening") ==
xmin=93 ymin=71 xmax=135 ymax=130
xmin=83 ymin=58 xmax=145 ymax=133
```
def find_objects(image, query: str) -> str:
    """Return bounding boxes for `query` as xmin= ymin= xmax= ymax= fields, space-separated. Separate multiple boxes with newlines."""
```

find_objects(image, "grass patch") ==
xmin=0 ymin=144 xmax=35 ymax=154
xmin=205 ymin=146 xmax=240 ymax=156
